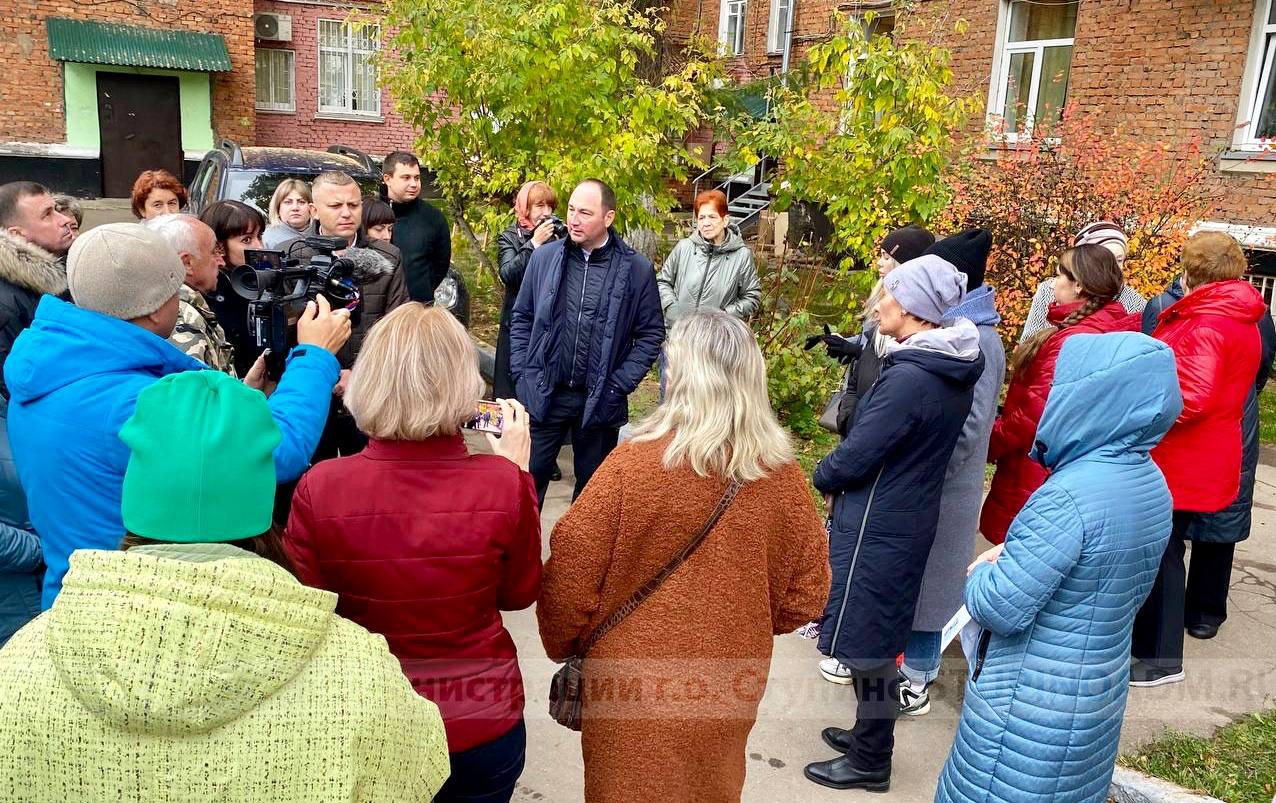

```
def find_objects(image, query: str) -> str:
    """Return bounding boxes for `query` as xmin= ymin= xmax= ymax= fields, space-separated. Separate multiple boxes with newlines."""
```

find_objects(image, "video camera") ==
xmin=228 ymin=236 xmax=362 ymax=364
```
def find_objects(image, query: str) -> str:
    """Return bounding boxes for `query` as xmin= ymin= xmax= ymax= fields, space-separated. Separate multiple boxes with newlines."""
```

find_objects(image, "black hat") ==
xmin=880 ymin=225 xmax=935 ymax=265
xmin=925 ymin=228 xmax=993 ymax=292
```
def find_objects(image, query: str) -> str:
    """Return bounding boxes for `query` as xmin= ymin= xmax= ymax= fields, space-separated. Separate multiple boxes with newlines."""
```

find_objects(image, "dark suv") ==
xmin=187 ymin=140 xmax=469 ymax=326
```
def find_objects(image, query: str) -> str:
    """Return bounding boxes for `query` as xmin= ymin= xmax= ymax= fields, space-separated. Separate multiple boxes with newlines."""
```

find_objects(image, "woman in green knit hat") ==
xmin=0 ymin=370 xmax=450 ymax=802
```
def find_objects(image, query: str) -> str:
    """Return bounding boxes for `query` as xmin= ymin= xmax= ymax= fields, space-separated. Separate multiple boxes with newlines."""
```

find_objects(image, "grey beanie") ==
xmin=883 ymin=254 xmax=968 ymax=324
xmin=67 ymin=223 xmax=184 ymax=320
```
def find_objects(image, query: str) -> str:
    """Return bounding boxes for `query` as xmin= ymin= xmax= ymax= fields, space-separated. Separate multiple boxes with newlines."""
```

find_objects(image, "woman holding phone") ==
xmin=284 ymin=302 xmax=542 ymax=803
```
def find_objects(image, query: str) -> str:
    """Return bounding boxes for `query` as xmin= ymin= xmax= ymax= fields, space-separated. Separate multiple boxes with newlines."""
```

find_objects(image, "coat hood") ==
xmin=46 ymin=546 xmax=338 ymax=735
xmin=888 ymin=317 xmax=986 ymax=387
xmin=1032 ymin=332 xmax=1182 ymax=470
xmin=1155 ymin=278 xmax=1266 ymax=330
xmin=690 ymin=224 xmax=747 ymax=255
xmin=4 ymin=295 xmax=205 ymax=405
xmin=944 ymin=284 xmax=1001 ymax=327
xmin=0 ymin=231 xmax=66 ymax=297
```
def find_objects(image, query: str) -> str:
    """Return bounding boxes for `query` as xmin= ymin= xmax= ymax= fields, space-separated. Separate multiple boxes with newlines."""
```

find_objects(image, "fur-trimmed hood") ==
xmin=0 ymin=232 xmax=66 ymax=297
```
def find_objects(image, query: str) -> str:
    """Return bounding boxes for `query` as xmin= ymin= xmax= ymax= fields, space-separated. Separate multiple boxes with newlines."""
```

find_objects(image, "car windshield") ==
xmin=226 ymin=170 xmax=381 ymax=213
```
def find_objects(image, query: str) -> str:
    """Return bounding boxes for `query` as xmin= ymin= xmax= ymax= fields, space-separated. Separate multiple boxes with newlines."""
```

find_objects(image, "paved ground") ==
xmin=486 ymin=434 xmax=1276 ymax=802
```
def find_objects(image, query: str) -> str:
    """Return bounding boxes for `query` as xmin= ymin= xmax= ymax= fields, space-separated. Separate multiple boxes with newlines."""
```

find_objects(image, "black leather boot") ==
xmin=804 ymin=756 xmax=891 ymax=792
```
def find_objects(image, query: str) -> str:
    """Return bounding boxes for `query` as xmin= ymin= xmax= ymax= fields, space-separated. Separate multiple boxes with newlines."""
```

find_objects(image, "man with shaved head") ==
xmin=509 ymin=178 xmax=664 ymax=506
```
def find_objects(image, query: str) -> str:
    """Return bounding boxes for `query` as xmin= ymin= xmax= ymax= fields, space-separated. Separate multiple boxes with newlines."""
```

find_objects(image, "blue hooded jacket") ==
xmin=936 ymin=332 xmax=1181 ymax=803
xmin=5 ymin=297 xmax=338 ymax=608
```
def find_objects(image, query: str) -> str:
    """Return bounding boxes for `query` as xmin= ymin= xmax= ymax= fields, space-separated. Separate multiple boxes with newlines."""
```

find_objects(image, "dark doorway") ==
xmin=97 ymin=73 xmax=183 ymax=198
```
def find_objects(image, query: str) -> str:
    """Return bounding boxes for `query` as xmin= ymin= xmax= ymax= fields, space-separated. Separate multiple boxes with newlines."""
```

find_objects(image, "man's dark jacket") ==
xmin=0 ymin=234 xmax=66 ymax=400
xmin=390 ymin=197 xmax=451 ymax=302
xmin=509 ymin=231 xmax=664 ymax=429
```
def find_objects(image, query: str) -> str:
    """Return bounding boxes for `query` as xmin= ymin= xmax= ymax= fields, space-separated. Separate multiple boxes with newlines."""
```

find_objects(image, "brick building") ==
xmin=670 ymin=0 xmax=1276 ymax=250
xmin=251 ymin=0 xmax=417 ymax=157
xmin=0 ymin=0 xmax=255 ymax=196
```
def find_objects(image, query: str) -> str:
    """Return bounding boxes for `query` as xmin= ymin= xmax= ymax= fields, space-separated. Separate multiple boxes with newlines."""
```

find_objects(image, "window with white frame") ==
xmin=767 ymin=0 xmax=791 ymax=54
xmin=720 ymin=0 xmax=747 ymax=56
xmin=989 ymin=0 xmax=1077 ymax=138
xmin=318 ymin=20 xmax=380 ymax=116
xmin=255 ymin=48 xmax=295 ymax=112
xmin=1240 ymin=0 xmax=1276 ymax=147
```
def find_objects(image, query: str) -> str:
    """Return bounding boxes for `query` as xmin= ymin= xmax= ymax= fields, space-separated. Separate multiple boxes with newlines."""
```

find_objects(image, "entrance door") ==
xmin=97 ymin=73 xmax=183 ymax=197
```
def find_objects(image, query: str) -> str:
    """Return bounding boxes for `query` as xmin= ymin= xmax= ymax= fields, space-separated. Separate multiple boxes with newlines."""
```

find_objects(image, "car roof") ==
xmin=233 ymin=147 xmax=378 ymax=176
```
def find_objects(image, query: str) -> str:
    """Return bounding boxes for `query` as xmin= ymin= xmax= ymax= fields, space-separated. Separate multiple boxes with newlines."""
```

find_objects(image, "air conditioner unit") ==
xmin=254 ymin=13 xmax=292 ymax=42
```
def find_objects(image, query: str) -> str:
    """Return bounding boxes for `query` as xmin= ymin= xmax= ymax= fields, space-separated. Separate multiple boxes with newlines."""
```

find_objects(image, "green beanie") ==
xmin=120 ymin=371 xmax=282 ymax=542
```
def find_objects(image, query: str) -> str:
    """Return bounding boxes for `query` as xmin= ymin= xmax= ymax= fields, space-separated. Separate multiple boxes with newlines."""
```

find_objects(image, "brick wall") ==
xmin=665 ymin=0 xmax=1276 ymax=228
xmin=0 ymin=0 xmax=255 ymax=145
xmin=253 ymin=0 xmax=417 ymax=158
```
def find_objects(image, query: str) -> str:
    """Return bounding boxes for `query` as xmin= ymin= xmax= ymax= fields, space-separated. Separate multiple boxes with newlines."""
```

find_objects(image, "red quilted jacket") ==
xmin=284 ymin=435 xmax=542 ymax=753
xmin=1151 ymin=279 xmax=1265 ymax=512
xmin=980 ymin=300 xmax=1139 ymax=544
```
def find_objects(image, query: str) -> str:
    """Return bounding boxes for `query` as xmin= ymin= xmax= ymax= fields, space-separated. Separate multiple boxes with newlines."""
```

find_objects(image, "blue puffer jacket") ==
xmin=5 ymin=296 xmax=339 ymax=608
xmin=509 ymin=231 xmax=664 ymax=429
xmin=0 ymin=398 xmax=39 ymax=646
xmin=935 ymin=332 xmax=1182 ymax=803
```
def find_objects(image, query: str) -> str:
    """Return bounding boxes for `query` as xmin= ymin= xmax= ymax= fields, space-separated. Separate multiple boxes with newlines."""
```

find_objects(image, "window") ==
xmin=255 ymin=48 xmax=295 ymax=112
xmin=989 ymin=0 xmax=1077 ymax=139
xmin=720 ymin=0 xmax=747 ymax=56
xmin=767 ymin=0 xmax=791 ymax=54
xmin=318 ymin=20 xmax=380 ymax=116
xmin=1240 ymin=0 xmax=1276 ymax=147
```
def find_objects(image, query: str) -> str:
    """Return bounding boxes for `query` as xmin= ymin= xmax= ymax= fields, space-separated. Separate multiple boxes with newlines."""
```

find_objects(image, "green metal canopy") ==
xmin=46 ymin=17 xmax=231 ymax=72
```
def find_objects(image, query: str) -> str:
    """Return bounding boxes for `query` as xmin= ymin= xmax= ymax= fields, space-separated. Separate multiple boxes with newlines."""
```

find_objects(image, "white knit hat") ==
xmin=1074 ymin=221 xmax=1129 ymax=262
xmin=67 ymin=223 xmax=184 ymax=320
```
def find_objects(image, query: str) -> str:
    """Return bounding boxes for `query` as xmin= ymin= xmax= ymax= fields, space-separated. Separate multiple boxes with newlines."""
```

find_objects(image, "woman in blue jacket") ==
xmin=935 ymin=332 xmax=1182 ymax=803
xmin=805 ymin=255 xmax=983 ymax=792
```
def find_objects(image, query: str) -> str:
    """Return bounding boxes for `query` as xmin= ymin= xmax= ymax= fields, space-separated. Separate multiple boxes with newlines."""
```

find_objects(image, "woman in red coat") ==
xmin=981 ymin=245 xmax=1138 ymax=544
xmin=284 ymin=303 xmax=542 ymax=803
xmin=1131 ymin=232 xmax=1265 ymax=688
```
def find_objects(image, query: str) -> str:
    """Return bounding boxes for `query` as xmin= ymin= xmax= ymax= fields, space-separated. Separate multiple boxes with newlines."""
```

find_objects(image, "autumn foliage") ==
xmin=937 ymin=112 xmax=1215 ymax=342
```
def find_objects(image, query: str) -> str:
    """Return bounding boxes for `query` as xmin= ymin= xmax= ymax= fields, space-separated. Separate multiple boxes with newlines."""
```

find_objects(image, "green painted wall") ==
xmin=63 ymin=62 xmax=214 ymax=152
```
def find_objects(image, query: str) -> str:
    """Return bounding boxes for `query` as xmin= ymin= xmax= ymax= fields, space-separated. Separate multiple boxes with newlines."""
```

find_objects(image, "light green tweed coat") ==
xmin=0 ymin=544 xmax=451 ymax=802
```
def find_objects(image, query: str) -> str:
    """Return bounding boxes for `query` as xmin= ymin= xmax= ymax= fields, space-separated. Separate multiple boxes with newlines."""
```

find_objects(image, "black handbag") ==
xmin=548 ymin=478 xmax=745 ymax=730
xmin=818 ymin=365 xmax=852 ymax=434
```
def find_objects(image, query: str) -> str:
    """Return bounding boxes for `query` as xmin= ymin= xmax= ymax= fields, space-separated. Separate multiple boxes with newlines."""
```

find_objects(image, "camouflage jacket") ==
xmin=171 ymin=284 xmax=236 ymax=376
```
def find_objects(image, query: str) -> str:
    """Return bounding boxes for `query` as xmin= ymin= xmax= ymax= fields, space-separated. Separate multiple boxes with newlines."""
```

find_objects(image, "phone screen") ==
xmin=463 ymin=400 xmax=504 ymax=434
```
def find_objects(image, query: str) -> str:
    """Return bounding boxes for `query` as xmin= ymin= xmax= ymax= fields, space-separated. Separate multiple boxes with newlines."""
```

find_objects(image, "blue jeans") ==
xmin=900 ymin=630 xmax=942 ymax=686
xmin=433 ymin=720 xmax=526 ymax=803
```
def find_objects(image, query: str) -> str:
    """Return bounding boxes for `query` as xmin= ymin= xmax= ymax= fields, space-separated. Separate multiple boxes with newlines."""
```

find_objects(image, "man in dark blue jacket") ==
xmin=509 ymin=179 xmax=664 ymax=506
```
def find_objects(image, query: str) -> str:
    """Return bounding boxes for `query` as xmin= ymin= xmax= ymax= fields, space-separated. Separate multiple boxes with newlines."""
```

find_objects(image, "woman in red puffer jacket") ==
xmin=285 ymin=303 xmax=542 ymax=803
xmin=980 ymin=245 xmax=1138 ymax=544
xmin=1131 ymin=232 xmax=1265 ymax=688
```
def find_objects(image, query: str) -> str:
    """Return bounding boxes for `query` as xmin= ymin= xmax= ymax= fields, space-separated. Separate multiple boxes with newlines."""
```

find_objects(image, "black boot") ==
xmin=821 ymin=727 xmax=854 ymax=753
xmin=550 ymin=464 xmax=562 ymax=482
xmin=804 ymin=756 xmax=890 ymax=792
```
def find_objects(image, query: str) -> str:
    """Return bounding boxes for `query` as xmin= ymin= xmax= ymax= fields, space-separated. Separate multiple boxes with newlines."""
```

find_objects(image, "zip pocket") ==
xmin=970 ymin=629 xmax=992 ymax=681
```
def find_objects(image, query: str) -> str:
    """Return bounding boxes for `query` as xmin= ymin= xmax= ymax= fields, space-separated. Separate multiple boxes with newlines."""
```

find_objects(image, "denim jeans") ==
xmin=433 ymin=720 xmax=526 ymax=803
xmin=900 ymin=629 xmax=942 ymax=686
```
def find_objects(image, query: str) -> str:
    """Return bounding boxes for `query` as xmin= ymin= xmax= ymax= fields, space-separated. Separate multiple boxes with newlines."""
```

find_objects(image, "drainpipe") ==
xmin=779 ymin=0 xmax=796 ymax=85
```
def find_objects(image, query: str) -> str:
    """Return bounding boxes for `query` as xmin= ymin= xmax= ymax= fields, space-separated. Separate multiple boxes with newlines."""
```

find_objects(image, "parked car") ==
xmin=187 ymin=140 xmax=469 ymax=327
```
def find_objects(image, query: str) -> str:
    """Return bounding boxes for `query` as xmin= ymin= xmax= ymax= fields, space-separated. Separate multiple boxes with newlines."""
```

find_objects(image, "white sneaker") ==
xmin=896 ymin=673 xmax=931 ymax=716
xmin=819 ymin=657 xmax=854 ymax=685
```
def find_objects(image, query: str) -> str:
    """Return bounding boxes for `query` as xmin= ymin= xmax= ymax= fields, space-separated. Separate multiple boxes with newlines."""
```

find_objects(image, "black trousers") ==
xmin=433 ymin=720 xmax=526 ymax=803
xmin=312 ymin=397 xmax=367 ymax=463
xmin=529 ymin=388 xmax=619 ymax=508
xmin=1132 ymin=512 xmax=1192 ymax=671
xmin=1185 ymin=541 xmax=1236 ymax=629
xmin=845 ymin=662 xmax=899 ymax=771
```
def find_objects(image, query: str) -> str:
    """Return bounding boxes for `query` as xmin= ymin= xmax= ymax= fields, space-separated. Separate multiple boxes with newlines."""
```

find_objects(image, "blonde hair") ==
xmin=1181 ymin=231 xmax=1247 ymax=289
xmin=629 ymin=312 xmax=792 ymax=481
xmin=268 ymin=179 xmax=311 ymax=226
xmin=345 ymin=303 xmax=484 ymax=440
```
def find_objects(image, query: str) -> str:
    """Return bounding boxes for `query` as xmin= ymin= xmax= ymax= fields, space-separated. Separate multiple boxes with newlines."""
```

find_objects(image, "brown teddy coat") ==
xmin=538 ymin=437 xmax=830 ymax=803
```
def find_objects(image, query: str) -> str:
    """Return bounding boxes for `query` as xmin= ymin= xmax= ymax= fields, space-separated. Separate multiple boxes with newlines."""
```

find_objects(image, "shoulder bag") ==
xmin=547 ymin=478 xmax=745 ymax=730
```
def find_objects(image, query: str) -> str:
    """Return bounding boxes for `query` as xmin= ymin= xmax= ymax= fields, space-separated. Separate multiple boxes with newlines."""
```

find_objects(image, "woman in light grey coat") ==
xmin=657 ymin=190 xmax=761 ymax=326
xmin=900 ymin=230 xmax=1003 ymax=716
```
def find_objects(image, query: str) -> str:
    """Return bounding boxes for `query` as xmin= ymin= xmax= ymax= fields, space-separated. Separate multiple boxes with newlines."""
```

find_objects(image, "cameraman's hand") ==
xmin=485 ymin=398 xmax=531 ymax=472
xmin=243 ymin=351 xmax=269 ymax=392
xmin=297 ymin=295 xmax=352 ymax=356
xmin=531 ymin=219 xmax=556 ymax=247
